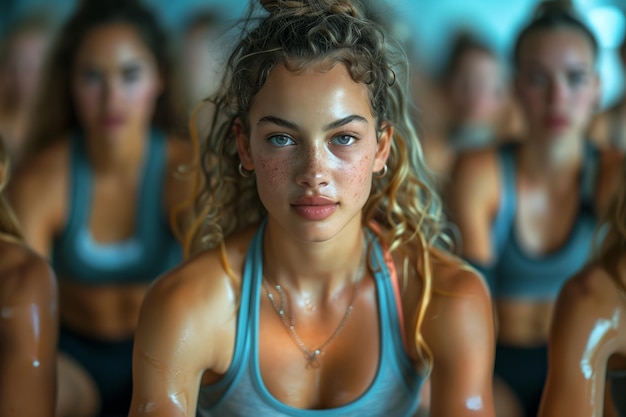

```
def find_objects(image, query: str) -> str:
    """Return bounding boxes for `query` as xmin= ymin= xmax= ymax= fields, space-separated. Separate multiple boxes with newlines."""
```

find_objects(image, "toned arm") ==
xmin=539 ymin=267 xmax=622 ymax=417
xmin=0 ymin=249 xmax=58 ymax=417
xmin=447 ymin=150 xmax=499 ymax=264
xmin=129 ymin=253 xmax=239 ymax=417
xmin=423 ymin=267 xmax=496 ymax=417
xmin=8 ymin=145 xmax=67 ymax=257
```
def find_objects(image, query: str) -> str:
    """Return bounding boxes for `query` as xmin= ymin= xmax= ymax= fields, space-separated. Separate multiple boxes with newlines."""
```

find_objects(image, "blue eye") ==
xmin=567 ymin=71 xmax=588 ymax=87
xmin=528 ymin=71 xmax=548 ymax=87
xmin=268 ymin=135 xmax=295 ymax=146
xmin=83 ymin=69 xmax=102 ymax=83
xmin=332 ymin=135 xmax=356 ymax=146
xmin=122 ymin=67 xmax=141 ymax=83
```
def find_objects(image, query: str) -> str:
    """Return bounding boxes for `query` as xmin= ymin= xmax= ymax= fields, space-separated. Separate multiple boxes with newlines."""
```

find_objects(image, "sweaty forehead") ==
xmin=517 ymin=28 xmax=595 ymax=69
xmin=249 ymin=63 xmax=375 ymax=123
xmin=74 ymin=23 xmax=154 ymax=66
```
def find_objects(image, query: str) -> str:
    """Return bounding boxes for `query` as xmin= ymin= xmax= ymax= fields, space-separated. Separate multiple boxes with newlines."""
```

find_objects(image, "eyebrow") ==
xmin=257 ymin=115 xmax=368 ymax=131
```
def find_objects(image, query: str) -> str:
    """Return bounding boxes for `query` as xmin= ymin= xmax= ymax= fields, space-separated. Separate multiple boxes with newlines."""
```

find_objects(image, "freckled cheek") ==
xmin=256 ymin=157 xmax=293 ymax=190
xmin=124 ymin=81 xmax=161 ymax=118
xmin=341 ymin=158 xmax=372 ymax=202
xmin=73 ymin=86 xmax=101 ymax=122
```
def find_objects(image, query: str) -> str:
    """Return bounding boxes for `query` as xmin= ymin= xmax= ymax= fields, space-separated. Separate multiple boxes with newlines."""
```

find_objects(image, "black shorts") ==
xmin=59 ymin=324 xmax=134 ymax=417
xmin=494 ymin=343 xmax=548 ymax=417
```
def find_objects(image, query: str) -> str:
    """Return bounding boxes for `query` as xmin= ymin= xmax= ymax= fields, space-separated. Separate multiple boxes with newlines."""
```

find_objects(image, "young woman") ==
xmin=9 ymin=1 xmax=192 ymax=416
xmin=448 ymin=2 xmax=622 ymax=416
xmin=0 ymin=13 xmax=53 ymax=169
xmin=421 ymin=31 xmax=522 ymax=188
xmin=539 ymin=160 xmax=626 ymax=416
xmin=0 ymin=135 xmax=57 ymax=417
xmin=128 ymin=1 xmax=495 ymax=416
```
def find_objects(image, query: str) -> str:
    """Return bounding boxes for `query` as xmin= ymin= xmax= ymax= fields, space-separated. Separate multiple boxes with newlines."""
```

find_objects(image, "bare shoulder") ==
xmin=0 ymin=241 xmax=56 ymax=307
xmin=9 ymin=138 xmax=69 ymax=205
xmin=398 ymin=243 xmax=493 ymax=361
xmin=555 ymin=263 xmax=621 ymax=320
xmin=142 ymin=225 xmax=257 ymax=329
xmin=447 ymin=147 xmax=500 ymax=212
xmin=137 ymin=226 xmax=257 ymax=372
xmin=451 ymin=147 xmax=499 ymax=183
xmin=429 ymin=249 xmax=492 ymax=316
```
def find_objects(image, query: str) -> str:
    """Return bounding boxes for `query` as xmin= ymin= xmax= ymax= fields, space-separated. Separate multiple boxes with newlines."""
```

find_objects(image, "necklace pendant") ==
xmin=305 ymin=349 xmax=322 ymax=369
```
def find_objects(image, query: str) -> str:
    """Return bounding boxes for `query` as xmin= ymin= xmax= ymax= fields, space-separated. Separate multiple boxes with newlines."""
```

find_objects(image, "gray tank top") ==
xmin=196 ymin=222 xmax=425 ymax=416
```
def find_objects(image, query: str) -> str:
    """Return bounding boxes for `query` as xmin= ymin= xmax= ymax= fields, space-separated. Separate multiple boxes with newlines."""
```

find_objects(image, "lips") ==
xmin=291 ymin=196 xmax=338 ymax=221
xmin=544 ymin=115 xmax=569 ymax=130
xmin=101 ymin=115 xmax=126 ymax=128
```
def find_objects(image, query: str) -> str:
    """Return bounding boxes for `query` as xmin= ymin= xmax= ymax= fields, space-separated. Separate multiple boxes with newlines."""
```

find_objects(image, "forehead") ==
xmin=74 ymin=23 xmax=153 ymax=64
xmin=249 ymin=62 xmax=374 ymax=121
xmin=518 ymin=27 xmax=595 ymax=69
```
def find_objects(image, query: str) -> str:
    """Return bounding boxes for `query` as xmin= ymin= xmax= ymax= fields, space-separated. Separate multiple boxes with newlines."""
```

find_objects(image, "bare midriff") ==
xmin=59 ymin=280 xmax=148 ymax=340
xmin=496 ymin=299 xmax=554 ymax=346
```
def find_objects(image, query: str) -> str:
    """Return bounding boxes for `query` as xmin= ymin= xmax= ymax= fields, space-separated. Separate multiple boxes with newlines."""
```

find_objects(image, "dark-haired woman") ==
xmin=9 ymin=1 xmax=192 ymax=416
xmin=448 ymin=2 xmax=622 ymax=416
xmin=0 ymin=135 xmax=57 ymax=417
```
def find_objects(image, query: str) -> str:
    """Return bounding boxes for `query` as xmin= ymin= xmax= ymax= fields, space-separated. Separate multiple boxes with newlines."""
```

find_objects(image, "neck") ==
xmin=262 ymin=218 xmax=367 ymax=301
xmin=85 ymin=127 xmax=147 ymax=174
xmin=518 ymin=132 xmax=584 ymax=181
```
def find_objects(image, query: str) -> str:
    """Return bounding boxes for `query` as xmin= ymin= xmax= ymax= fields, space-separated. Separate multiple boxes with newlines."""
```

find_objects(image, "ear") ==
xmin=234 ymin=118 xmax=254 ymax=170
xmin=373 ymin=123 xmax=393 ymax=173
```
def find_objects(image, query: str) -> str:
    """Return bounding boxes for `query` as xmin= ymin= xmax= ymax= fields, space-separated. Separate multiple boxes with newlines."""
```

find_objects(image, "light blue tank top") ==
xmin=51 ymin=128 xmax=182 ymax=285
xmin=488 ymin=143 xmax=599 ymax=300
xmin=197 ymin=222 xmax=424 ymax=417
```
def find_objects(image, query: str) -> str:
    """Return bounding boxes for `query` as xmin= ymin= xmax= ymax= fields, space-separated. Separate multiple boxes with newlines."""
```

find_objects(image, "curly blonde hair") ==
xmin=179 ymin=0 xmax=454 ymax=373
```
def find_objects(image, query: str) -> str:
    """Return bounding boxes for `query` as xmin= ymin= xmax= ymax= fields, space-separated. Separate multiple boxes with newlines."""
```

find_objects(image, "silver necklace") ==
xmin=262 ymin=239 xmax=367 ymax=369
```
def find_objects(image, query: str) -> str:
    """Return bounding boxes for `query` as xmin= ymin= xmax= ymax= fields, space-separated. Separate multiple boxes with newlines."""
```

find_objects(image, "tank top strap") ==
xmin=492 ymin=145 xmax=517 ymax=257
xmin=61 ymin=131 xmax=92 ymax=241
xmin=136 ymin=128 xmax=168 ymax=238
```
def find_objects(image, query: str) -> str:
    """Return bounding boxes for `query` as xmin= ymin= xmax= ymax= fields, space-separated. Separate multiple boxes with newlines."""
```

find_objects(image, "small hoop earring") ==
xmin=238 ymin=163 xmax=254 ymax=178
xmin=374 ymin=164 xmax=388 ymax=178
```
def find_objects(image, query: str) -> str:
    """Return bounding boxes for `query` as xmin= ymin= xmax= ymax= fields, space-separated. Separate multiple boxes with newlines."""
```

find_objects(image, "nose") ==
xmin=102 ymin=78 xmax=122 ymax=110
xmin=295 ymin=142 xmax=330 ymax=189
xmin=548 ymin=78 xmax=567 ymax=108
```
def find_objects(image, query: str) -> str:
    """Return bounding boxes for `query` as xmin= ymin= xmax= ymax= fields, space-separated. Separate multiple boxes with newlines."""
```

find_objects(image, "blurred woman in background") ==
xmin=448 ymin=1 xmax=622 ymax=416
xmin=9 ymin=1 xmax=192 ymax=416
xmin=421 ymin=30 xmax=522 ymax=188
xmin=0 ymin=13 xmax=54 ymax=169
xmin=539 ymin=160 xmax=626 ymax=417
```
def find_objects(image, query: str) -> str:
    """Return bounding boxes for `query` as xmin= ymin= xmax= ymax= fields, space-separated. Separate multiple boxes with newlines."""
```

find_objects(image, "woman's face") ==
xmin=237 ymin=62 xmax=391 ymax=243
xmin=447 ymin=50 xmax=504 ymax=125
xmin=71 ymin=23 xmax=162 ymax=143
xmin=515 ymin=27 xmax=598 ymax=142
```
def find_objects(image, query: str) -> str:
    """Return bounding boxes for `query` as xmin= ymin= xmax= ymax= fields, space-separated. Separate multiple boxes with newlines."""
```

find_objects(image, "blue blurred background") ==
xmin=1 ymin=0 xmax=625 ymax=107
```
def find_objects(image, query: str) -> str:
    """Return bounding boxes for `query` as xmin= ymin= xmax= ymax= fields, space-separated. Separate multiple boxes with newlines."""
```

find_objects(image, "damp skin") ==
xmin=0 ymin=258 xmax=58 ymax=417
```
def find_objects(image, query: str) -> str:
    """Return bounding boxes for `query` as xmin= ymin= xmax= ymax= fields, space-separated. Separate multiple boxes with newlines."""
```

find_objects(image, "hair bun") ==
xmin=259 ymin=0 xmax=360 ymax=18
xmin=533 ymin=0 xmax=576 ymax=19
